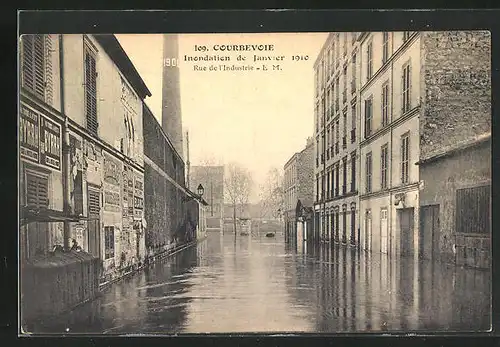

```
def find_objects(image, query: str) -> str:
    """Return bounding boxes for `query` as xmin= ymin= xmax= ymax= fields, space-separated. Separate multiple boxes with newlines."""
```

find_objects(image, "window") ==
xmin=330 ymin=170 xmax=335 ymax=197
xmin=381 ymin=144 xmax=388 ymax=189
xmin=342 ymin=111 xmax=347 ymax=148
xmin=402 ymin=62 xmax=411 ymax=113
xmin=350 ymin=151 xmax=356 ymax=192
xmin=364 ymin=97 xmax=373 ymax=138
xmin=366 ymin=152 xmax=372 ymax=193
xmin=21 ymin=35 xmax=52 ymax=102
xmin=335 ymin=77 xmax=340 ymax=109
xmin=335 ymin=164 xmax=340 ymax=196
xmin=382 ymin=82 xmax=389 ymax=126
xmin=456 ymin=185 xmax=490 ymax=234
xmin=326 ymin=169 xmax=331 ymax=198
xmin=343 ymin=67 xmax=347 ymax=102
xmin=366 ymin=41 xmax=373 ymax=80
xmin=342 ymin=157 xmax=347 ymax=195
xmin=315 ymin=175 xmax=319 ymax=201
xmin=104 ymin=226 xmax=115 ymax=260
xmin=321 ymin=174 xmax=325 ymax=200
xmin=351 ymin=104 xmax=356 ymax=143
xmin=351 ymin=54 xmax=357 ymax=94
xmin=25 ymin=171 xmax=49 ymax=208
xmin=352 ymin=32 xmax=357 ymax=44
xmin=343 ymin=33 xmax=348 ymax=56
xmin=382 ymin=32 xmax=389 ymax=63
xmin=84 ymin=40 xmax=98 ymax=135
xmin=335 ymin=118 xmax=340 ymax=153
xmin=401 ymin=133 xmax=410 ymax=184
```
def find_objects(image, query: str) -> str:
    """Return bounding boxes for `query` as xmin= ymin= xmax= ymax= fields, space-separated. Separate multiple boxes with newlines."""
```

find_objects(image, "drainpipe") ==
xmin=59 ymin=34 xmax=72 ymax=250
xmin=389 ymin=33 xmax=394 ymax=258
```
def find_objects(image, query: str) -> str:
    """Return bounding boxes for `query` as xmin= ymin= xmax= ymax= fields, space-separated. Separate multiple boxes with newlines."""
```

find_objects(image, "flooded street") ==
xmin=27 ymin=232 xmax=491 ymax=334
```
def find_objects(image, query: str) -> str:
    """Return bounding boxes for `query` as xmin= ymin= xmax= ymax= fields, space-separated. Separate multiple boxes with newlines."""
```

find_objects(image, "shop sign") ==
xmin=19 ymin=104 xmax=40 ymax=163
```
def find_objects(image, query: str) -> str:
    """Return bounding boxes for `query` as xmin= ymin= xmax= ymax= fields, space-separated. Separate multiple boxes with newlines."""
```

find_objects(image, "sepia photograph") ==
xmin=18 ymin=26 xmax=491 ymax=335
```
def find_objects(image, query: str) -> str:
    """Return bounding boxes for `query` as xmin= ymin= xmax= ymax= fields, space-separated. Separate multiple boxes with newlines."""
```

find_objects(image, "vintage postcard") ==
xmin=18 ymin=27 xmax=491 ymax=335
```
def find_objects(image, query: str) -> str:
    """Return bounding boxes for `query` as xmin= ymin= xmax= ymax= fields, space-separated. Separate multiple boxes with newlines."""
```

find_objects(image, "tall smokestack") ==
xmin=162 ymin=34 xmax=183 ymax=158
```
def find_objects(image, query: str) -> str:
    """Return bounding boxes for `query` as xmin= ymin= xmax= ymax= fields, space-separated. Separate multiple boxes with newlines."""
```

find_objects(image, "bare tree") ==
xmin=259 ymin=167 xmax=284 ymax=220
xmin=224 ymin=162 xmax=254 ymax=235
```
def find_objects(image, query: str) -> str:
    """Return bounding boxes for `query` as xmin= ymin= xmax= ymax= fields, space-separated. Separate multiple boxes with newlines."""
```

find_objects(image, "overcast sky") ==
xmin=116 ymin=33 xmax=328 ymax=202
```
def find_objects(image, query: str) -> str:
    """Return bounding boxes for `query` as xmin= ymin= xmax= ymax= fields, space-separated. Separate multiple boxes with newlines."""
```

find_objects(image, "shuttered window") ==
xmin=402 ymin=62 xmax=411 ymax=113
xmin=21 ymin=35 xmax=46 ymax=100
xmin=88 ymin=189 xmax=100 ymax=217
xmin=456 ymin=185 xmax=490 ymax=235
xmin=84 ymin=42 xmax=98 ymax=135
xmin=26 ymin=172 xmax=49 ymax=208
xmin=401 ymin=133 xmax=410 ymax=184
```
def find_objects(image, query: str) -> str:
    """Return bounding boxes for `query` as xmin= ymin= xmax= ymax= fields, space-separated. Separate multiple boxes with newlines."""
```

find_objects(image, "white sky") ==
xmin=116 ymin=33 xmax=328 ymax=201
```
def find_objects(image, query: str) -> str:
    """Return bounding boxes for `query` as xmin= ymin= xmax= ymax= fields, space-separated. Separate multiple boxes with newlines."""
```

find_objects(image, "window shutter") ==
xmin=408 ymin=63 xmax=412 ymax=110
xmin=33 ymin=35 xmax=45 ymax=99
xmin=21 ymin=35 xmax=46 ymax=101
xmin=44 ymin=35 xmax=53 ymax=105
xmin=85 ymin=47 xmax=98 ymax=135
xmin=26 ymin=173 xmax=49 ymax=208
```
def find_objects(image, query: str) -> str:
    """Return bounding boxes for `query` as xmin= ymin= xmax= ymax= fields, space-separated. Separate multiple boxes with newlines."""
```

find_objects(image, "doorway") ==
xmin=365 ymin=211 xmax=372 ymax=251
xmin=399 ymin=208 xmax=414 ymax=257
xmin=419 ymin=205 xmax=440 ymax=261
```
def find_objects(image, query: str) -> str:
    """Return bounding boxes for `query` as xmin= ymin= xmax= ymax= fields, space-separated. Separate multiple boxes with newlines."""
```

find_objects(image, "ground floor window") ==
xmin=104 ymin=226 xmax=115 ymax=259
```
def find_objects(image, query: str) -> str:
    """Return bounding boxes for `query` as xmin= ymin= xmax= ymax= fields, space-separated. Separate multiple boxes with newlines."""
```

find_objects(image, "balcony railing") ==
xmin=351 ymin=128 xmax=356 ymax=143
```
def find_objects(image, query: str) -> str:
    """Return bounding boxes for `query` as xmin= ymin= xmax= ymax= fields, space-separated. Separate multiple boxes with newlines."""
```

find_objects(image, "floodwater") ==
xmin=25 ymin=232 xmax=491 ymax=334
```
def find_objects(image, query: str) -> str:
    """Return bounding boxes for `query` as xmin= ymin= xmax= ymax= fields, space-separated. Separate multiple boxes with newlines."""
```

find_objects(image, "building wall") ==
xmin=297 ymin=142 xmax=315 ymax=208
xmin=19 ymin=34 xmax=148 ymax=280
xmin=143 ymin=104 xmax=187 ymax=256
xmin=420 ymin=31 xmax=491 ymax=160
xmin=419 ymin=142 xmax=491 ymax=265
xmin=418 ymin=31 xmax=491 ymax=267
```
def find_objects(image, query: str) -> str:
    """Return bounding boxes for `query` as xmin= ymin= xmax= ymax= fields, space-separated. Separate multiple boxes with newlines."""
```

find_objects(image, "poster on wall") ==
xmin=133 ymin=173 xmax=144 ymax=220
xmin=103 ymin=153 xmax=122 ymax=213
xmin=19 ymin=103 xmax=40 ymax=164
xmin=40 ymin=115 xmax=62 ymax=170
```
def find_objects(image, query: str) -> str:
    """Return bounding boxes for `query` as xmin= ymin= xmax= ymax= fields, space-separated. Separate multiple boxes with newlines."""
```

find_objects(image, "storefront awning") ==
xmin=20 ymin=207 xmax=95 ymax=226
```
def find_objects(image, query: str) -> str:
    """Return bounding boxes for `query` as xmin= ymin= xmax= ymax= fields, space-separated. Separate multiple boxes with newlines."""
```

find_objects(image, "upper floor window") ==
xmin=382 ymin=82 xmax=390 ymax=126
xmin=382 ymin=32 xmax=389 ymax=63
xmin=365 ymin=152 xmax=373 ymax=193
xmin=402 ymin=62 xmax=411 ymax=113
xmin=366 ymin=41 xmax=373 ymax=80
xmin=343 ymin=33 xmax=348 ymax=56
xmin=21 ymin=35 xmax=52 ymax=103
xmin=84 ymin=39 xmax=98 ymax=135
xmin=401 ymin=133 xmax=410 ymax=184
xmin=364 ymin=97 xmax=373 ymax=138
xmin=380 ymin=144 xmax=388 ymax=189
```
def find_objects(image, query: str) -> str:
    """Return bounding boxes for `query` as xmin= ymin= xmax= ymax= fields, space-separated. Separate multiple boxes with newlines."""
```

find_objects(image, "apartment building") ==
xmin=313 ymin=32 xmax=360 ymax=247
xmin=358 ymin=31 xmax=421 ymax=257
xmin=358 ymin=31 xmax=491 ymax=265
xmin=284 ymin=137 xmax=315 ymax=246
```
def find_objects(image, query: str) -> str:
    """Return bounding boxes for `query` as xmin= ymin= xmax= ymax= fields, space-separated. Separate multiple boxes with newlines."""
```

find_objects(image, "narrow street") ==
xmin=27 ymin=232 xmax=490 ymax=334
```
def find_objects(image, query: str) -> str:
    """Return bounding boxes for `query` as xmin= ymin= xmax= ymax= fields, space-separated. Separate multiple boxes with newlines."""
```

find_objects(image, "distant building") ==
xmin=190 ymin=165 xmax=224 ymax=232
xmin=283 ymin=137 xmax=315 ymax=246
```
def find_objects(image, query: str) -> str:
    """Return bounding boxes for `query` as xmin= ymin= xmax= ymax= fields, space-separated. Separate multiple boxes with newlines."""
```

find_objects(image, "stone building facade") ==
xmin=19 ymin=34 xmax=151 ymax=282
xmin=313 ymin=32 xmax=361 ymax=248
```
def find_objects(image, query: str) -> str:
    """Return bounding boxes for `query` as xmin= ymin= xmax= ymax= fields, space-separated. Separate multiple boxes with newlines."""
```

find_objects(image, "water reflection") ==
xmin=28 ymin=233 xmax=490 ymax=334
